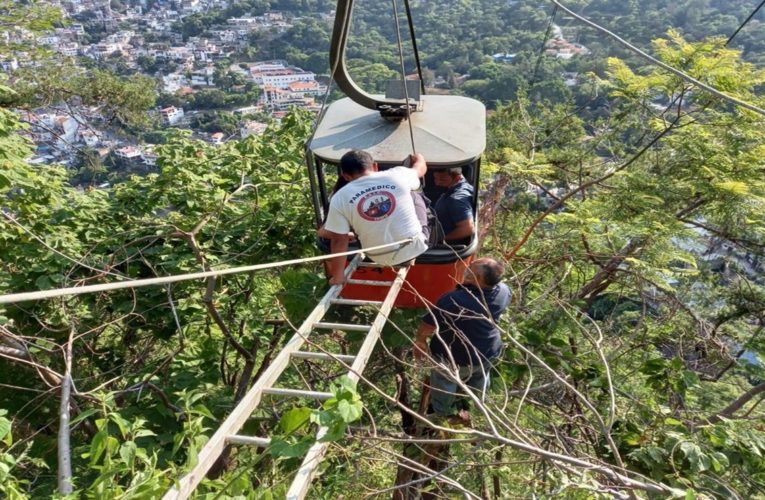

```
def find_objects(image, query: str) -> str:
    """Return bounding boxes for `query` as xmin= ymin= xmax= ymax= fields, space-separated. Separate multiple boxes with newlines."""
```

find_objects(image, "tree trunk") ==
xmin=58 ymin=373 xmax=73 ymax=495
xmin=58 ymin=330 xmax=74 ymax=495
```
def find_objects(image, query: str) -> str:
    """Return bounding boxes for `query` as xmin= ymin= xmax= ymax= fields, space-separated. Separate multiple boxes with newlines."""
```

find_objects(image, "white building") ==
xmin=53 ymin=115 xmax=80 ymax=149
xmin=240 ymin=120 xmax=267 ymax=138
xmin=58 ymin=42 xmax=79 ymax=57
xmin=162 ymin=74 xmax=188 ymax=93
xmin=38 ymin=35 xmax=60 ymax=46
xmin=160 ymin=106 xmax=184 ymax=125
xmin=80 ymin=130 xmax=100 ymax=148
xmin=0 ymin=58 xmax=19 ymax=72
xmin=210 ymin=132 xmax=225 ymax=145
xmin=115 ymin=146 xmax=143 ymax=160
xmin=251 ymin=67 xmax=316 ymax=89
xmin=93 ymin=42 xmax=121 ymax=58
xmin=191 ymin=67 xmax=215 ymax=86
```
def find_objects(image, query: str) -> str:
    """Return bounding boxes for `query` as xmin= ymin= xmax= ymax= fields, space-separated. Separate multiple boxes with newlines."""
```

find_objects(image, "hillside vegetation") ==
xmin=2 ymin=1 xmax=765 ymax=498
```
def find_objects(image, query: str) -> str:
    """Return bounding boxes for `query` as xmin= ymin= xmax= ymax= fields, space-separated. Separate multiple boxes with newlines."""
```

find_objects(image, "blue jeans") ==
xmin=429 ymin=361 xmax=491 ymax=416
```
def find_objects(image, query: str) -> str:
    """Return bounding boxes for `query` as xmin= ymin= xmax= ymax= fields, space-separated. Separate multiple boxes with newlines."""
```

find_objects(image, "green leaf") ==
xmin=109 ymin=413 xmax=129 ymax=438
xmin=70 ymin=408 xmax=99 ymax=426
xmin=0 ymin=416 xmax=11 ymax=446
xmin=336 ymin=399 xmax=362 ymax=424
xmin=279 ymin=407 xmax=311 ymax=434
xmin=119 ymin=441 xmax=137 ymax=468
xmin=89 ymin=431 xmax=108 ymax=465
xmin=269 ymin=437 xmax=312 ymax=458
xmin=714 ymin=181 xmax=749 ymax=195
xmin=318 ymin=420 xmax=347 ymax=443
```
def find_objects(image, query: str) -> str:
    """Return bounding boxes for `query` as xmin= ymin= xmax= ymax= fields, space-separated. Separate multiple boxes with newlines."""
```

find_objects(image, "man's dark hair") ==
xmin=340 ymin=150 xmax=374 ymax=175
xmin=476 ymin=258 xmax=504 ymax=287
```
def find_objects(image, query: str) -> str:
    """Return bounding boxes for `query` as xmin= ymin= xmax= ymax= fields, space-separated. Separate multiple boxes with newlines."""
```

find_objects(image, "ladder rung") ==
xmin=331 ymin=298 xmax=384 ymax=307
xmin=357 ymin=261 xmax=383 ymax=268
xmin=263 ymin=388 xmax=334 ymax=400
xmin=291 ymin=351 xmax=356 ymax=363
xmin=227 ymin=435 xmax=271 ymax=447
xmin=314 ymin=322 xmax=371 ymax=332
xmin=347 ymin=279 xmax=394 ymax=286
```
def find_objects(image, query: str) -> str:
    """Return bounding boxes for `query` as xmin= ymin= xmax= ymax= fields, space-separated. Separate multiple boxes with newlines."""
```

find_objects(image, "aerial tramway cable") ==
xmin=551 ymin=0 xmax=765 ymax=117
xmin=402 ymin=0 xmax=425 ymax=94
xmin=305 ymin=3 xmax=353 ymax=147
xmin=391 ymin=0 xmax=417 ymax=155
xmin=531 ymin=3 xmax=559 ymax=86
xmin=726 ymin=0 xmax=765 ymax=47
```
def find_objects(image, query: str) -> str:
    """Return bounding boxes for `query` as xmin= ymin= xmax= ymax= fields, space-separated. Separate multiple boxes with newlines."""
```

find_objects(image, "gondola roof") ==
xmin=308 ymin=95 xmax=486 ymax=166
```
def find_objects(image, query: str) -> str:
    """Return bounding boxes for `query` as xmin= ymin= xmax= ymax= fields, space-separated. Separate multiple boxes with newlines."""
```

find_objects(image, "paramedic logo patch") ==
xmin=357 ymin=191 xmax=396 ymax=221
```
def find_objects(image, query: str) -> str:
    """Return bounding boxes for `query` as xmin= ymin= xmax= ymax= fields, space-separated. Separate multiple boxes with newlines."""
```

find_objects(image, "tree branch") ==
xmin=707 ymin=382 xmax=765 ymax=424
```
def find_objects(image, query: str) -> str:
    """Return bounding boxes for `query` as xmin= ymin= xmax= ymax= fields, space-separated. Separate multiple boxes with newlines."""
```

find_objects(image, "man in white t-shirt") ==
xmin=320 ymin=150 xmax=430 ymax=284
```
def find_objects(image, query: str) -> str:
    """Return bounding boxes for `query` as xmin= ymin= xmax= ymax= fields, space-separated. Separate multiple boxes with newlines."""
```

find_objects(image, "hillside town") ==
xmin=0 ymin=0 xmax=330 ymax=174
xmin=0 ymin=1 xmax=590 ymax=179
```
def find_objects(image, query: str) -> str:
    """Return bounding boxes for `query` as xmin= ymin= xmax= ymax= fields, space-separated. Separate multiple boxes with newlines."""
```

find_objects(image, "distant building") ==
xmin=233 ymin=105 xmax=263 ymax=115
xmin=562 ymin=72 xmax=579 ymax=87
xmin=250 ymin=61 xmax=315 ymax=89
xmin=210 ymin=132 xmax=225 ymax=145
xmin=240 ymin=120 xmax=267 ymax=138
xmin=545 ymin=38 xmax=589 ymax=59
xmin=287 ymin=80 xmax=322 ymax=96
xmin=80 ymin=130 xmax=100 ymax=148
xmin=162 ymin=74 xmax=188 ymax=93
xmin=160 ymin=106 xmax=184 ymax=125
xmin=143 ymin=149 xmax=158 ymax=167
xmin=0 ymin=58 xmax=19 ymax=72
xmin=92 ymin=42 xmax=121 ymax=59
xmin=58 ymin=42 xmax=79 ymax=57
xmin=492 ymin=52 xmax=517 ymax=63
xmin=37 ymin=35 xmax=60 ymax=46
xmin=115 ymin=146 xmax=143 ymax=160
xmin=262 ymin=85 xmax=315 ymax=111
xmin=190 ymin=66 xmax=215 ymax=86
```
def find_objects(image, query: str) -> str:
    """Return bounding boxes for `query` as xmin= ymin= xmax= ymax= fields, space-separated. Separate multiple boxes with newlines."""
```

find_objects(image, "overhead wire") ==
xmin=0 ymin=239 xmax=414 ymax=305
xmin=551 ymin=0 xmax=765 ymax=117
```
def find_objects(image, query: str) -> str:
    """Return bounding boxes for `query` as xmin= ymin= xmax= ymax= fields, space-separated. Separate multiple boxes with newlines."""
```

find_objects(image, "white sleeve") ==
xmin=323 ymin=197 xmax=351 ymax=234
xmin=391 ymin=166 xmax=420 ymax=190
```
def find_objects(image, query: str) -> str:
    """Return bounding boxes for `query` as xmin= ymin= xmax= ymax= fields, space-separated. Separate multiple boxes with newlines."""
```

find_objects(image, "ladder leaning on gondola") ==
xmin=164 ymin=0 xmax=488 ymax=496
xmin=163 ymin=256 xmax=410 ymax=500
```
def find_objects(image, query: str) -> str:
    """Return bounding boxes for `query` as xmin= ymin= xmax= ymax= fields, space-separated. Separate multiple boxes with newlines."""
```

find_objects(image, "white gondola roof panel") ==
xmin=309 ymin=95 xmax=485 ymax=165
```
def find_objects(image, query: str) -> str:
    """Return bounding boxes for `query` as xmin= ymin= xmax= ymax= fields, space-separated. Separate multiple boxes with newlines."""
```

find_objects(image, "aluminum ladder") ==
xmin=164 ymin=255 xmax=410 ymax=499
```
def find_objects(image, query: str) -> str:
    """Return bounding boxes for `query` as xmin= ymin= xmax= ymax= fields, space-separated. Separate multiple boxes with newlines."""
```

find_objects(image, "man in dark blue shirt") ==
xmin=414 ymin=257 xmax=511 ymax=421
xmin=432 ymin=167 xmax=475 ymax=245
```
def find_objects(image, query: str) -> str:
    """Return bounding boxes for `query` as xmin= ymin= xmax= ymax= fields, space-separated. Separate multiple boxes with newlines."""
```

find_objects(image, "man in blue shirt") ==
xmin=432 ymin=167 xmax=475 ymax=245
xmin=414 ymin=257 xmax=511 ymax=422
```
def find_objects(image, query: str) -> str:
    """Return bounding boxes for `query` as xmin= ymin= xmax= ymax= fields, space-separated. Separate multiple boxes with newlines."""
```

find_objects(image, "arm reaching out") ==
xmin=414 ymin=321 xmax=436 ymax=361
xmin=409 ymin=153 xmax=427 ymax=178
xmin=328 ymin=233 xmax=350 ymax=285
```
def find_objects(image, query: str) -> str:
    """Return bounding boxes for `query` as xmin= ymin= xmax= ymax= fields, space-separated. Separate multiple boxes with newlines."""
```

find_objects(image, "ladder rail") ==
xmin=286 ymin=265 xmax=410 ymax=500
xmin=163 ymin=256 xmax=363 ymax=500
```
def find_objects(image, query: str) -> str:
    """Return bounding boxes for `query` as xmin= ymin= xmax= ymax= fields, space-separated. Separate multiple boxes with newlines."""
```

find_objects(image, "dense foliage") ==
xmin=3 ymin=0 xmax=765 ymax=498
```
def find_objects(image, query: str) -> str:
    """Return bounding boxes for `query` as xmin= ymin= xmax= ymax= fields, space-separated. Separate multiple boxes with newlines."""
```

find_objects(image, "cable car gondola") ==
xmin=306 ymin=0 xmax=486 ymax=308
